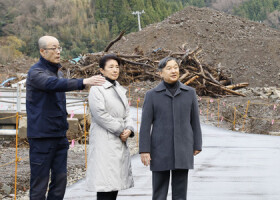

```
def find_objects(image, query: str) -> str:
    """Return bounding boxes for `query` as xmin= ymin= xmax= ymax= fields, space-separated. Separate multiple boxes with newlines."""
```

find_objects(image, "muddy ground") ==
xmin=0 ymin=136 xmax=138 ymax=199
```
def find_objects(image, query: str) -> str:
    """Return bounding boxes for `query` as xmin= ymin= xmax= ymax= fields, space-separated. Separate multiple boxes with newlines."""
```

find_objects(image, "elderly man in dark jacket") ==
xmin=26 ymin=35 xmax=105 ymax=200
xmin=139 ymin=57 xmax=202 ymax=200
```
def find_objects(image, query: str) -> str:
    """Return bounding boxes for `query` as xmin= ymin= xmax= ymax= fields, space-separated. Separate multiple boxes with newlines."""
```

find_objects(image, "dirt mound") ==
xmin=111 ymin=6 xmax=280 ymax=87
xmin=0 ymin=56 xmax=37 ymax=83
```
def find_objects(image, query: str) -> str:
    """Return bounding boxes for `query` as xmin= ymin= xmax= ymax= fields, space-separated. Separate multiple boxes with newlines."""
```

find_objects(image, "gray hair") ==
xmin=38 ymin=36 xmax=58 ymax=50
xmin=158 ymin=57 xmax=179 ymax=71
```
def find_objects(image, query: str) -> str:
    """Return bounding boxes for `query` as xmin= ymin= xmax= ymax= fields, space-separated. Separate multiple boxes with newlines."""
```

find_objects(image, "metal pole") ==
xmin=137 ymin=13 xmax=141 ymax=31
xmin=132 ymin=10 xmax=145 ymax=31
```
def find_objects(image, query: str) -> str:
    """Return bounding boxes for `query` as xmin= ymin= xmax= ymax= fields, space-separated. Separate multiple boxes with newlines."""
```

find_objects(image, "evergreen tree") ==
xmin=234 ymin=0 xmax=280 ymax=21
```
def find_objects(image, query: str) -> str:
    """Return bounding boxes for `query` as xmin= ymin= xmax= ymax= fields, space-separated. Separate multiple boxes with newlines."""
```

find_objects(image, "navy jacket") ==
xmin=26 ymin=56 xmax=85 ymax=138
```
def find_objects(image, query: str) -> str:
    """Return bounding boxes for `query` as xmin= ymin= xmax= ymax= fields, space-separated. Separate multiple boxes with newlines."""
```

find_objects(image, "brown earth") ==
xmin=111 ymin=6 xmax=280 ymax=88
xmin=0 ymin=56 xmax=37 ymax=83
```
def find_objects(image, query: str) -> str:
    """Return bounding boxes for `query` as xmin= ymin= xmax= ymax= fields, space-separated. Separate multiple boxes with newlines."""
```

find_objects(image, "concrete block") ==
xmin=18 ymin=116 xmax=27 ymax=139
xmin=67 ymin=118 xmax=81 ymax=140
xmin=0 ymin=112 xmax=17 ymax=124
xmin=8 ymin=116 xmax=82 ymax=139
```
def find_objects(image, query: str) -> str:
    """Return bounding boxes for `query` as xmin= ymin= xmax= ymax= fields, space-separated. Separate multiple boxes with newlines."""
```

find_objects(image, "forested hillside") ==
xmin=233 ymin=0 xmax=280 ymax=21
xmin=233 ymin=0 xmax=280 ymax=30
xmin=0 ymin=0 xmax=184 ymax=62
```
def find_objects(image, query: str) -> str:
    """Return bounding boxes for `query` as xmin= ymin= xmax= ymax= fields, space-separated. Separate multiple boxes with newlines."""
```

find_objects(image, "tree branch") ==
xmin=104 ymin=30 xmax=126 ymax=52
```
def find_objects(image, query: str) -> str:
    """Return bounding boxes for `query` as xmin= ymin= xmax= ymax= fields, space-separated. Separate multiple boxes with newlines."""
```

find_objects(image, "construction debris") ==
xmin=61 ymin=32 xmax=248 ymax=97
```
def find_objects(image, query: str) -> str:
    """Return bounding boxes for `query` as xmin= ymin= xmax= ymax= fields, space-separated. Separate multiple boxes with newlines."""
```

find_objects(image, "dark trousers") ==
xmin=152 ymin=169 xmax=189 ymax=200
xmin=97 ymin=191 xmax=118 ymax=200
xmin=28 ymin=137 xmax=69 ymax=200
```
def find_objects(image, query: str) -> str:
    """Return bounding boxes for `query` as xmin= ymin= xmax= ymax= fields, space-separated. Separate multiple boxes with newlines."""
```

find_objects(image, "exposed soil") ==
xmin=111 ymin=6 xmax=280 ymax=88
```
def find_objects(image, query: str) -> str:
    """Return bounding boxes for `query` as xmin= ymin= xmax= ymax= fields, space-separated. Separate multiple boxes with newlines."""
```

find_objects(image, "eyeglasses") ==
xmin=44 ymin=47 xmax=62 ymax=52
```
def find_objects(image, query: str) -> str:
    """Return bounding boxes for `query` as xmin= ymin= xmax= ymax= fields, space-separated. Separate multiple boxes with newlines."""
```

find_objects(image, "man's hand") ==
xmin=120 ymin=129 xmax=131 ymax=142
xmin=141 ymin=153 xmax=151 ymax=166
xmin=83 ymin=75 xmax=105 ymax=86
xmin=194 ymin=150 xmax=201 ymax=156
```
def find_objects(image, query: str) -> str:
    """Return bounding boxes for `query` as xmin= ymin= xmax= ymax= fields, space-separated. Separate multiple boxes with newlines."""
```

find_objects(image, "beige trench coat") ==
xmin=86 ymin=80 xmax=134 ymax=192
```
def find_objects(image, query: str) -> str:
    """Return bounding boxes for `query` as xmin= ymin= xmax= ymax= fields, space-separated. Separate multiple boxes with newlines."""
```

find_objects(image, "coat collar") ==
xmin=103 ymin=80 xmax=116 ymax=89
xmin=103 ymin=80 xmax=128 ymax=108
xmin=40 ymin=56 xmax=61 ymax=73
xmin=155 ymin=81 xmax=189 ymax=97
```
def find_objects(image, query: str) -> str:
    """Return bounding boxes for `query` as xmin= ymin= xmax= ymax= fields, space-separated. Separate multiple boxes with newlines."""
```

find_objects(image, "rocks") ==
xmin=0 ymin=183 xmax=12 ymax=196
xmin=236 ymin=87 xmax=280 ymax=100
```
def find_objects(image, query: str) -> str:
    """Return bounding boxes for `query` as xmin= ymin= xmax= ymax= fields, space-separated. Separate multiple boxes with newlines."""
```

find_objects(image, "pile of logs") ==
xmin=61 ymin=31 xmax=248 ymax=97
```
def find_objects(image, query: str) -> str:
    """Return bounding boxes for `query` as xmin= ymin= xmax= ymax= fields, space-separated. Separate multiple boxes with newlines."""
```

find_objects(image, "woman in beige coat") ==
xmin=86 ymin=54 xmax=134 ymax=200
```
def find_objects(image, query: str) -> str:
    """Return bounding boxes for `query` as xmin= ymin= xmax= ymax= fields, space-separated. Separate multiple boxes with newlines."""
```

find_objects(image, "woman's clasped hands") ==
xmin=120 ymin=129 xmax=132 ymax=142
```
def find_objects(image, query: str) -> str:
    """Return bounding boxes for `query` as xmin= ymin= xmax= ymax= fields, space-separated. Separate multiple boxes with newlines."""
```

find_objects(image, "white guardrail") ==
xmin=0 ymin=84 xmax=89 ymax=113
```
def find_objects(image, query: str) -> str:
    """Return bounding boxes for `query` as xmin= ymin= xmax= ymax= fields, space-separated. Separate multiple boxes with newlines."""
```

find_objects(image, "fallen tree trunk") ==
xmin=208 ymin=82 xmax=246 ymax=97
xmin=226 ymin=83 xmax=249 ymax=90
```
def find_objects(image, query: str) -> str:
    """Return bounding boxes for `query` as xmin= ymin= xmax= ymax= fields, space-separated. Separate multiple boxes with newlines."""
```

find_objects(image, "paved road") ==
xmin=64 ymin=122 xmax=280 ymax=200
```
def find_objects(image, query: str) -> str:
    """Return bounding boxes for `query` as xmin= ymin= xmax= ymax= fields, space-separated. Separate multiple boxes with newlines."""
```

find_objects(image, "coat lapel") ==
xmin=114 ymin=82 xmax=128 ymax=109
xmin=103 ymin=80 xmax=128 ymax=109
xmin=155 ymin=81 xmax=172 ymax=98
xmin=174 ymin=82 xmax=189 ymax=97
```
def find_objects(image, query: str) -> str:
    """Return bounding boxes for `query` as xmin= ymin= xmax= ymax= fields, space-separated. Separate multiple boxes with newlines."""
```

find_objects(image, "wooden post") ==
xmin=233 ymin=107 xmax=236 ymax=131
xmin=128 ymin=85 xmax=131 ymax=105
xmin=14 ymin=113 xmax=19 ymax=200
xmin=83 ymin=102 xmax=87 ymax=169
xmin=137 ymin=98 xmax=140 ymax=147
xmin=206 ymin=98 xmax=210 ymax=121
xmin=217 ymin=99 xmax=220 ymax=127
xmin=128 ymin=85 xmax=131 ymax=99
xmin=242 ymin=100 xmax=251 ymax=132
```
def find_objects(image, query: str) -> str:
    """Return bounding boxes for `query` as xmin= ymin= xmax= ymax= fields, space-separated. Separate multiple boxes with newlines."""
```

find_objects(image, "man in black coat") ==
xmin=139 ymin=57 xmax=202 ymax=200
xmin=26 ymin=35 xmax=105 ymax=200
